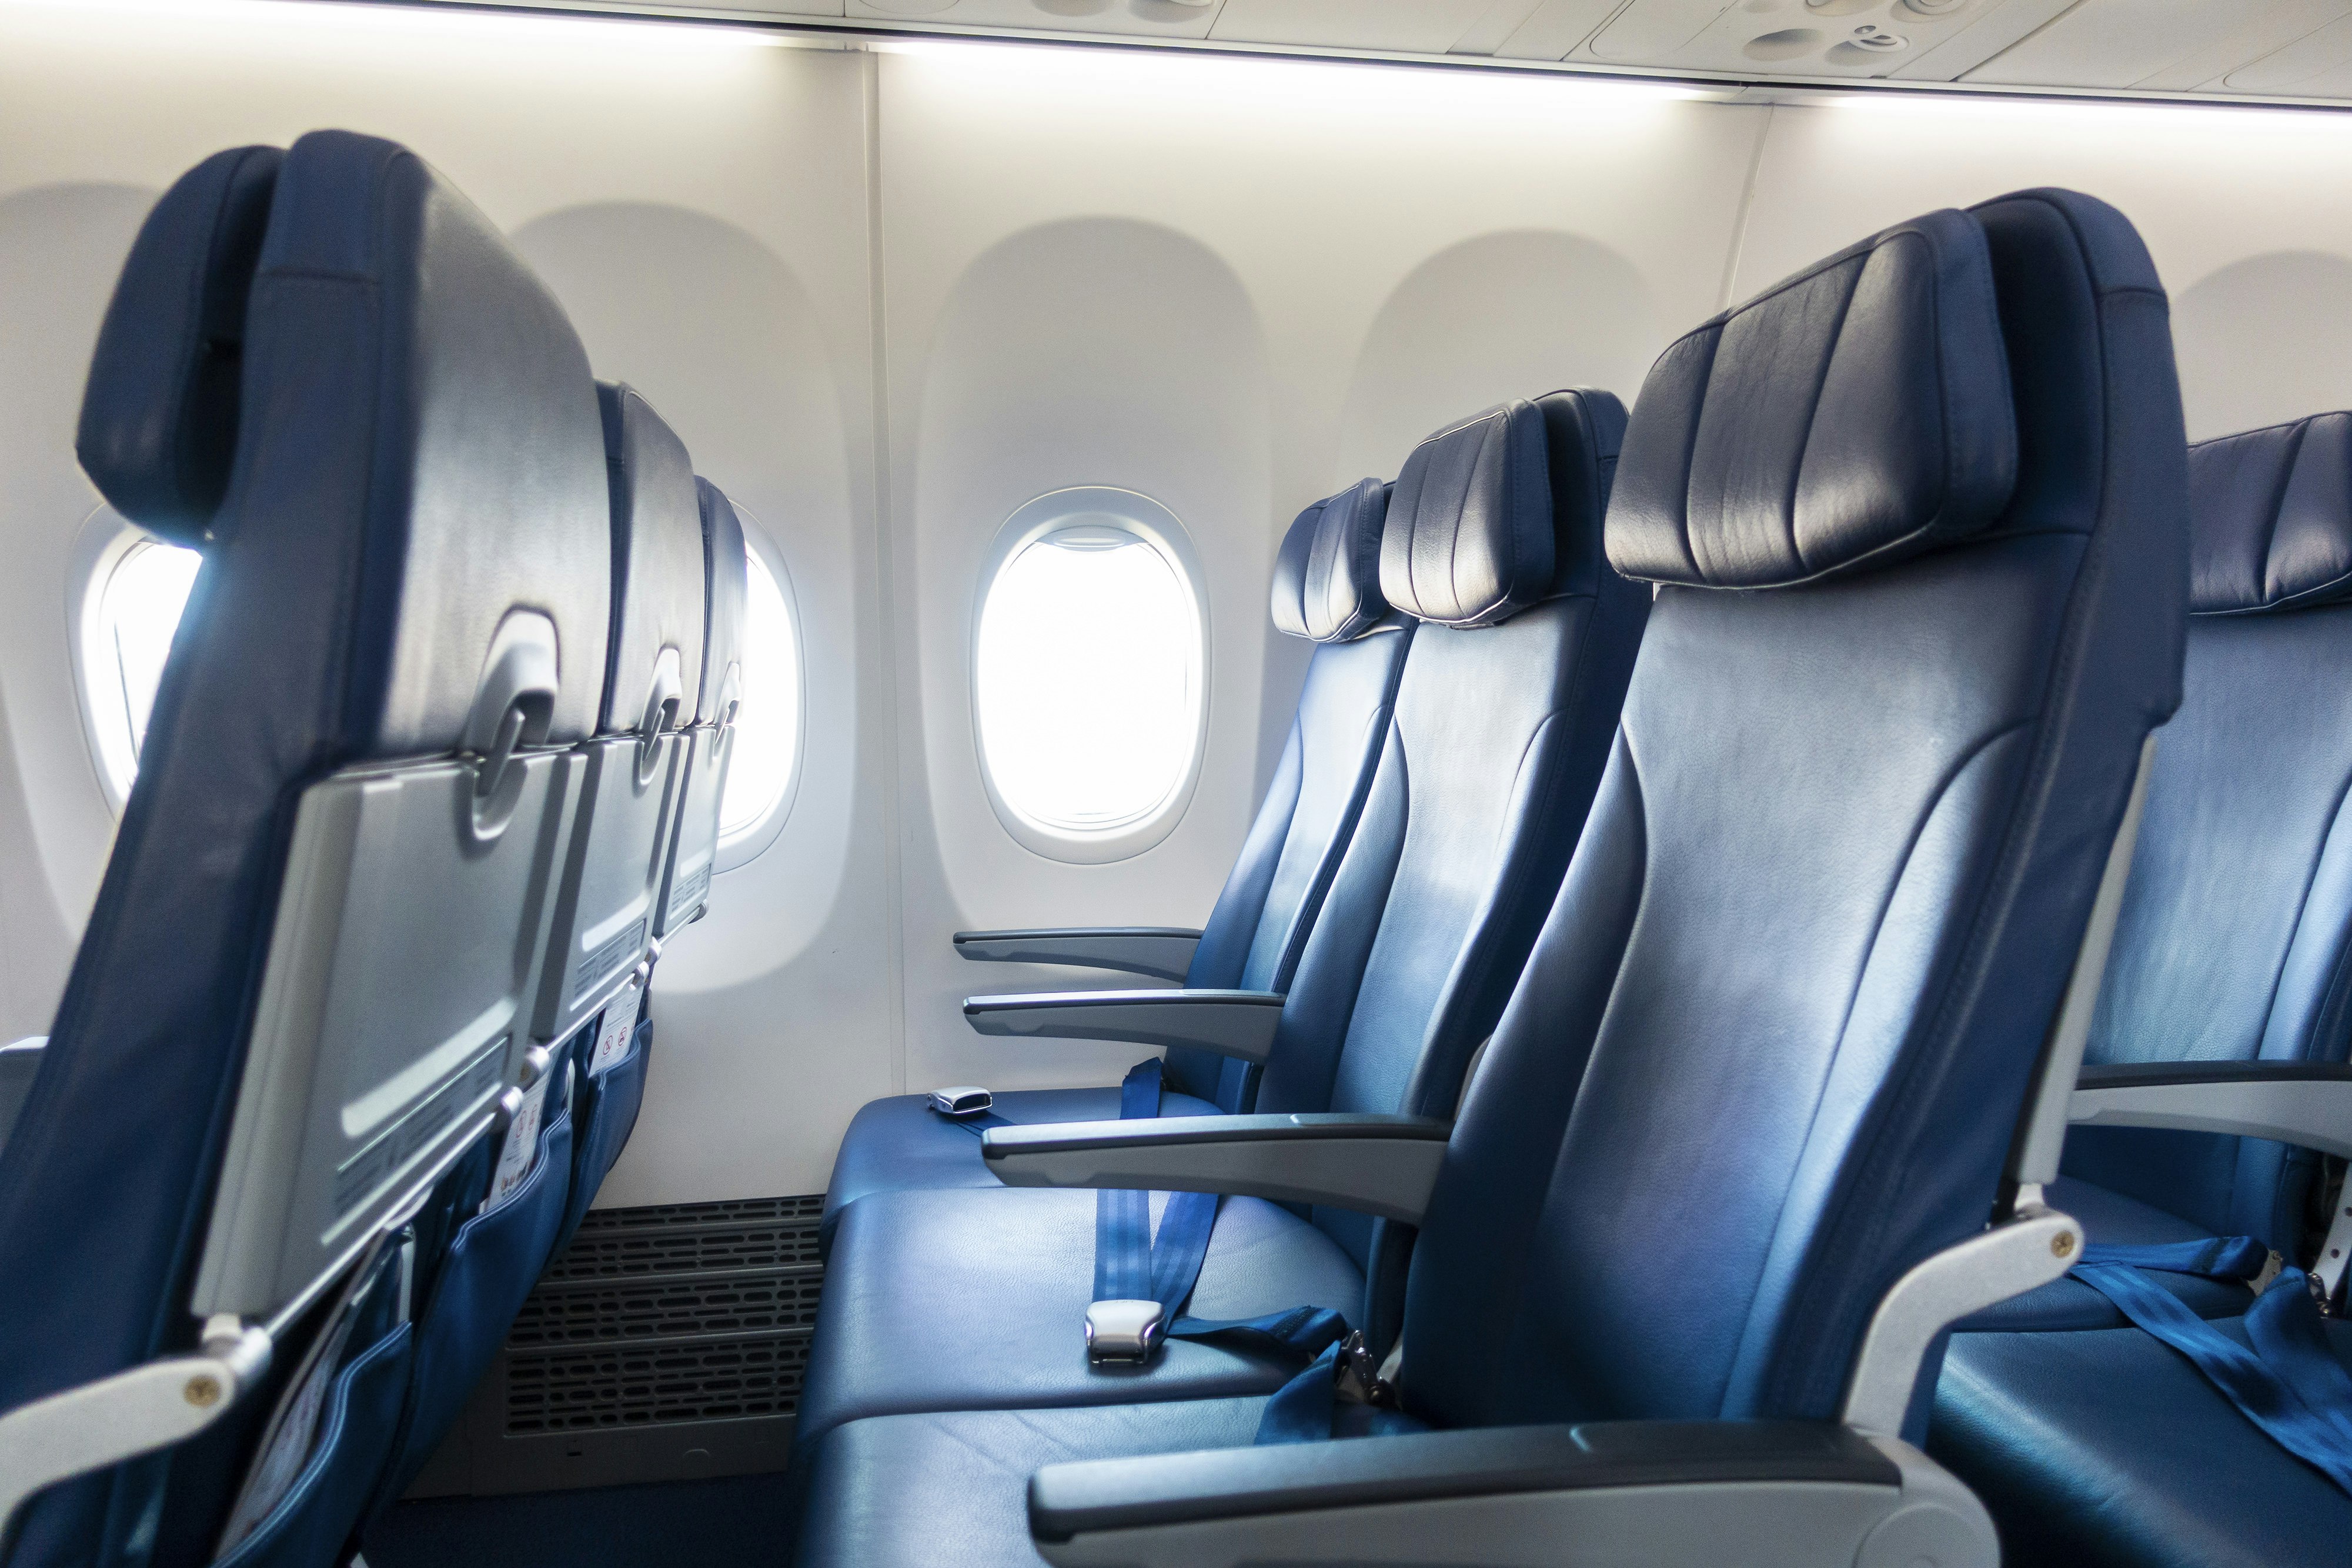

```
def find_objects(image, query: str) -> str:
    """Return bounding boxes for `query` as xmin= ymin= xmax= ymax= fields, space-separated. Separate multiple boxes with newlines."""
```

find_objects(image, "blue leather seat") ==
xmin=0 ymin=132 xmax=612 ymax=1568
xmin=535 ymin=382 xmax=708 ymax=1262
xmin=796 ymin=388 xmax=1651 ymax=1452
xmin=793 ymin=188 xmax=2189 ymax=1568
xmin=1930 ymin=409 xmax=2352 ymax=1564
xmin=820 ymin=480 xmax=1412 ymax=1239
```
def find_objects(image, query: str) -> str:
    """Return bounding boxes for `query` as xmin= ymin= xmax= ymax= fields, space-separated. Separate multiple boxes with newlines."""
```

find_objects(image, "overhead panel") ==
xmin=1447 ymin=0 xmax=1554 ymax=54
xmin=1492 ymin=0 xmax=1628 ymax=61
xmin=2134 ymin=0 xmax=2352 ymax=90
xmin=1206 ymin=0 xmax=1510 ymax=54
xmin=1960 ymin=0 xmax=2290 ymax=88
xmin=2229 ymin=12 xmax=2352 ymax=93
xmin=843 ymin=0 xmax=1225 ymax=38
xmin=1575 ymin=0 xmax=2048 ymax=79
xmin=1886 ymin=0 xmax=2074 ymax=81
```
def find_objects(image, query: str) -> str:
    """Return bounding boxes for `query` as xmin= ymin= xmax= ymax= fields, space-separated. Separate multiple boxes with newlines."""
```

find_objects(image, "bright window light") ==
xmin=88 ymin=536 xmax=202 ymax=803
xmin=719 ymin=540 xmax=800 ymax=839
xmin=975 ymin=523 xmax=1203 ymax=836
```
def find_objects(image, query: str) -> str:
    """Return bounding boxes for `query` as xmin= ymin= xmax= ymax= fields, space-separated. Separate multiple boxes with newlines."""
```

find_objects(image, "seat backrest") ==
xmin=527 ymin=382 xmax=705 ymax=1051
xmin=0 ymin=130 xmax=610 ymax=1562
xmin=1405 ymin=192 xmax=2187 ymax=1437
xmin=1257 ymin=389 xmax=1650 ymax=1270
xmin=1162 ymin=479 xmax=1411 ymax=1110
xmin=2064 ymin=410 xmax=2352 ymax=1248
xmin=652 ymin=476 xmax=750 ymax=942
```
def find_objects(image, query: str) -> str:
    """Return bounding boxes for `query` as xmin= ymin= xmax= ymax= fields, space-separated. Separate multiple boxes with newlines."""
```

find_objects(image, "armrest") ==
xmin=981 ymin=1113 xmax=1448 ymax=1223
xmin=2070 ymin=1061 xmax=2352 ymax=1159
xmin=1027 ymin=1422 xmax=1991 ymax=1568
xmin=953 ymin=927 xmax=1201 ymax=983
xmin=964 ymin=989 xmax=1284 ymax=1064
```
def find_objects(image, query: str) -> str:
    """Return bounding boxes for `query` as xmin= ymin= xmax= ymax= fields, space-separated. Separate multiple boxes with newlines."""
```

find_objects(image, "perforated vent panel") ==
xmin=506 ymin=1335 xmax=813 ymax=1433
xmin=539 ymin=1195 xmax=824 ymax=1282
xmin=505 ymin=1194 xmax=823 ymax=1435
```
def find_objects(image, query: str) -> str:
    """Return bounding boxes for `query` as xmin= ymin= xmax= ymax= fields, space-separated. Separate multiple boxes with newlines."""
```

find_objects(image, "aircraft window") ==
xmin=720 ymin=535 xmax=802 ymax=843
xmin=84 ymin=534 xmax=202 ymax=805
xmin=974 ymin=495 xmax=1206 ymax=859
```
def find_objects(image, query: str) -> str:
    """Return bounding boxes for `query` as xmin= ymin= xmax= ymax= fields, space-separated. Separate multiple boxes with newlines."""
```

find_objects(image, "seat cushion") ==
xmin=797 ymin=1187 xmax=1364 ymax=1454
xmin=1952 ymin=1177 xmax=2261 ymax=1332
xmin=1932 ymin=1316 xmax=2352 ymax=1568
xmin=797 ymin=1396 xmax=1269 ymax=1568
xmin=820 ymin=1086 xmax=1222 ymax=1245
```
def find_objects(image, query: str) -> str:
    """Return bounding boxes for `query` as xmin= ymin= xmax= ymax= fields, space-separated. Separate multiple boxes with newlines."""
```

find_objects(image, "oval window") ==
xmin=82 ymin=532 xmax=203 ymax=807
xmin=974 ymin=490 xmax=1207 ymax=860
xmin=718 ymin=531 xmax=803 ymax=845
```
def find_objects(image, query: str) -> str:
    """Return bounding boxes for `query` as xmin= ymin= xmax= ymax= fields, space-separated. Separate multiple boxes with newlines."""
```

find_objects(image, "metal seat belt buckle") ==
xmin=1085 ymin=1299 xmax=1165 ymax=1365
xmin=929 ymin=1085 xmax=994 ymax=1118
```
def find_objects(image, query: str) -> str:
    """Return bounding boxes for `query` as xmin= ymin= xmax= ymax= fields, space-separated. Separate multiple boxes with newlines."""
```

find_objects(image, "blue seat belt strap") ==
xmin=1092 ymin=1059 xmax=1167 ymax=1303
xmin=2073 ymin=1240 xmax=2352 ymax=1497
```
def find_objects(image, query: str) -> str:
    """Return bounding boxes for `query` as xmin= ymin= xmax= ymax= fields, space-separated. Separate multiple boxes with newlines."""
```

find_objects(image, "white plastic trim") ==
xmin=968 ymin=487 xmax=1211 ymax=866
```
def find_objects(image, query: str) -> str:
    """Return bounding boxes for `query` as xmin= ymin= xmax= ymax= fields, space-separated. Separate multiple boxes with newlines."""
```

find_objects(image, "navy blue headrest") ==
xmin=598 ymin=382 xmax=706 ymax=737
xmin=1609 ymin=209 xmax=2018 ymax=589
xmin=77 ymin=145 xmax=283 ymax=546
xmin=1270 ymin=479 xmax=1388 ymax=642
xmin=1381 ymin=400 xmax=1556 ymax=627
xmin=2189 ymin=412 xmax=2352 ymax=614
xmin=694 ymin=477 xmax=748 ymax=726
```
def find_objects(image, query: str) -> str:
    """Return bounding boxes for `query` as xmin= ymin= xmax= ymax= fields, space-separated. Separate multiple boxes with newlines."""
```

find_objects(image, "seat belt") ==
xmin=1090 ymin=1059 xmax=1170 ymax=1325
xmin=2073 ymin=1239 xmax=2352 ymax=1497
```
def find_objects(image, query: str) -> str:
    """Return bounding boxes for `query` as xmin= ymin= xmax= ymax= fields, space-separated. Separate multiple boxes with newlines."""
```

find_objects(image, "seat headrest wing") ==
xmin=694 ymin=477 xmax=749 ymax=726
xmin=1380 ymin=399 xmax=1558 ymax=627
xmin=598 ymin=382 xmax=706 ymax=737
xmin=2190 ymin=412 xmax=2352 ymax=614
xmin=1609 ymin=209 xmax=2019 ymax=590
xmin=76 ymin=145 xmax=284 ymax=545
xmin=1270 ymin=477 xmax=1389 ymax=642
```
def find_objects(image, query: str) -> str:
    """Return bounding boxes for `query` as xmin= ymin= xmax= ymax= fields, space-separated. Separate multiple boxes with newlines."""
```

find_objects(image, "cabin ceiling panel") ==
xmin=843 ymin=0 xmax=1224 ymax=38
xmin=2224 ymin=11 xmax=2352 ymax=95
xmin=407 ymin=0 xmax=2352 ymax=100
xmin=1205 ymin=0 xmax=1507 ymax=54
xmin=1490 ymin=0 xmax=1623 ymax=60
xmin=1960 ymin=0 xmax=2331 ymax=89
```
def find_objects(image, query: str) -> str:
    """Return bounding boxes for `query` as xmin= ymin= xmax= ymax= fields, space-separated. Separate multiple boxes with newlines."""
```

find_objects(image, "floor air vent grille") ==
xmin=503 ymin=1194 xmax=824 ymax=1437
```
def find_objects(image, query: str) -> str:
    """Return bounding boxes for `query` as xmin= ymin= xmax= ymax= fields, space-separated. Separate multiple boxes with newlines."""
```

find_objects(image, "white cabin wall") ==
xmin=7 ymin=8 xmax=2352 ymax=1206
xmin=873 ymin=46 xmax=1765 ymax=1105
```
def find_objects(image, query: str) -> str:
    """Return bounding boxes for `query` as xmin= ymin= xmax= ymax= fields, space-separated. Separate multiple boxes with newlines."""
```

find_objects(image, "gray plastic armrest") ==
xmin=2070 ymin=1061 xmax=2352 ymax=1159
xmin=964 ymin=989 xmax=1284 ymax=1064
xmin=1028 ymin=1423 xmax=1993 ymax=1568
xmin=982 ymin=1113 xmax=1449 ymax=1222
xmin=953 ymin=927 xmax=1202 ymax=983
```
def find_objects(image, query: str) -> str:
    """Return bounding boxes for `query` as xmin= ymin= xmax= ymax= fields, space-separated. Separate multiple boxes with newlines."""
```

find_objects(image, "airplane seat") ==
xmin=793 ymin=188 xmax=2190 ymax=1568
xmin=794 ymin=387 xmax=1651 ymax=1459
xmin=0 ymin=130 xmax=610 ymax=1568
xmin=1929 ymin=409 xmax=2352 ymax=1566
xmin=0 ymin=1037 xmax=43 ymax=1153
xmin=533 ymin=381 xmax=706 ymax=1264
xmin=819 ymin=479 xmax=1411 ymax=1239
xmin=647 ymin=476 xmax=750 ymax=948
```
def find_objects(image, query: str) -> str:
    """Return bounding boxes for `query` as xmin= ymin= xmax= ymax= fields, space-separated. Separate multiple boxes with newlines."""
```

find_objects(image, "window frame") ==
xmin=713 ymin=510 xmax=805 ymax=874
xmin=968 ymin=486 xmax=1212 ymax=866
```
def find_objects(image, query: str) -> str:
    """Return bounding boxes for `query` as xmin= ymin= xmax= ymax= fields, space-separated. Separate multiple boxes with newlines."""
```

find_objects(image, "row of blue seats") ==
xmin=0 ymin=132 xmax=743 ymax=1568
xmin=799 ymin=192 xmax=2352 ymax=1566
